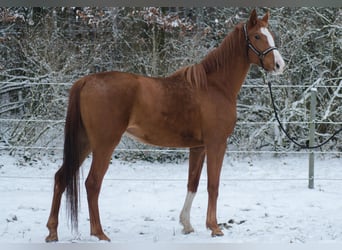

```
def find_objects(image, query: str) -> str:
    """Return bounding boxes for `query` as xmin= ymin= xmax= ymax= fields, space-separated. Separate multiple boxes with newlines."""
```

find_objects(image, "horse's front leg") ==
xmin=180 ymin=146 xmax=206 ymax=234
xmin=205 ymin=141 xmax=226 ymax=237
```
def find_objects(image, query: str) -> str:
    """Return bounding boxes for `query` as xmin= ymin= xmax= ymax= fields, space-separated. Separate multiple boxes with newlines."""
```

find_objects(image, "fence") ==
xmin=1 ymin=81 xmax=341 ymax=156
xmin=1 ymin=81 xmax=342 ymax=189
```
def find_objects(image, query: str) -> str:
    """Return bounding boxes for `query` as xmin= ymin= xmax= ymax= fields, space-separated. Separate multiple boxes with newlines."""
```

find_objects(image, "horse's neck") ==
xmin=207 ymin=52 xmax=250 ymax=103
xmin=225 ymin=61 xmax=250 ymax=101
xmin=202 ymin=27 xmax=250 ymax=101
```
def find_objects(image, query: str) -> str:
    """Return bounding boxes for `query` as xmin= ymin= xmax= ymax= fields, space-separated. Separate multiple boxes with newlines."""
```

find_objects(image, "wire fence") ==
xmin=1 ymin=175 xmax=342 ymax=182
xmin=0 ymin=82 xmax=341 ymax=158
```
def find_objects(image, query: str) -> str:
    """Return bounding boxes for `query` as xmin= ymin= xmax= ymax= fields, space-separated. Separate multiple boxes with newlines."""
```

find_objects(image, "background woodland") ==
xmin=0 ymin=7 xmax=341 ymax=161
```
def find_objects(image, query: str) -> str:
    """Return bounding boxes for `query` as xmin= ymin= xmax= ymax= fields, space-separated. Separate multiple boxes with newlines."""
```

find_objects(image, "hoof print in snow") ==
xmin=218 ymin=223 xmax=232 ymax=230
xmin=219 ymin=219 xmax=246 ymax=229
xmin=237 ymin=220 xmax=246 ymax=225
xmin=6 ymin=215 xmax=18 ymax=223
xmin=144 ymin=217 xmax=154 ymax=222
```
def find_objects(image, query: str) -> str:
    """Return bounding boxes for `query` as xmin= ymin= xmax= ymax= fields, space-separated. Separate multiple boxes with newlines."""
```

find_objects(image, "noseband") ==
xmin=243 ymin=23 xmax=278 ymax=69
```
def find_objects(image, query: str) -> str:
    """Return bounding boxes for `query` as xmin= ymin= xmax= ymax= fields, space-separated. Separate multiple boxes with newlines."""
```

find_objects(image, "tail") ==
xmin=63 ymin=79 xmax=87 ymax=233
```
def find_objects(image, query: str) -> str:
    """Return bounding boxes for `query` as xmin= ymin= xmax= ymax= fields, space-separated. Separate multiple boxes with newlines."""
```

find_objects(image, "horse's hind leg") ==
xmin=85 ymin=143 xmax=119 ymax=242
xmin=46 ymin=144 xmax=90 ymax=242
xmin=45 ymin=166 xmax=66 ymax=242
xmin=180 ymin=146 xmax=206 ymax=234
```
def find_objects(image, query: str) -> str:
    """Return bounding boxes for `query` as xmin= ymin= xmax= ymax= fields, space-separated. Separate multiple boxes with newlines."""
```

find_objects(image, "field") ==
xmin=0 ymin=152 xmax=341 ymax=243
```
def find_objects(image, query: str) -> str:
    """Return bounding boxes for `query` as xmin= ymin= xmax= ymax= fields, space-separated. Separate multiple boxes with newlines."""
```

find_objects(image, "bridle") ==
xmin=243 ymin=23 xmax=278 ymax=69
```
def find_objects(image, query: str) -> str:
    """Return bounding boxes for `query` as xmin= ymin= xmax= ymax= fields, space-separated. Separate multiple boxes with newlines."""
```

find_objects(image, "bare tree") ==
xmin=1 ymin=7 xmax=341 ymax=160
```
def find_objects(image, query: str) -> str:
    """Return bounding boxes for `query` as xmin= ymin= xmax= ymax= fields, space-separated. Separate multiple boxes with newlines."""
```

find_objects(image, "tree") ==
xmin=0 ymin=7 xmax=341 ymax=159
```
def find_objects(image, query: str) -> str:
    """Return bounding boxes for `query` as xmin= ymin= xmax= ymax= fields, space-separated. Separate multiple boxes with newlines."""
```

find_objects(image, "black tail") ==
xmin=62 ymin=79 xmax=86 ymax=232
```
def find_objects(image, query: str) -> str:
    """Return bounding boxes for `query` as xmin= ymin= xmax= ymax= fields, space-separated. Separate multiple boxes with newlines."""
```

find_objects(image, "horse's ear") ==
xmin=262 ymin=11 xmax=270 ymax=24
xmin=248 ymin=9 xmax=258 ymax=27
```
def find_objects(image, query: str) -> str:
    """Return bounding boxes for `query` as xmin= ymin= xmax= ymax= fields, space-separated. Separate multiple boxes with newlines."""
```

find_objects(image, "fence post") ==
xmin=18 ymin=90 xmax=24 ymax=116
xmin=308 ymin=88 xmax=317 ymax=189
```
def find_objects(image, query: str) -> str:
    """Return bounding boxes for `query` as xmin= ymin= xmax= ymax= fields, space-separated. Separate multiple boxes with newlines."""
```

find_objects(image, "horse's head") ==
xmin=244 ymin=9 xmax=285 ymax=74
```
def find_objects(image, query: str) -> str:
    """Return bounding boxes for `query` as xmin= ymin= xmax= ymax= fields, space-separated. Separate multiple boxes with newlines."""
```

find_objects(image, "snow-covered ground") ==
xmin=0 ymin=152 xmax=341 ymax=243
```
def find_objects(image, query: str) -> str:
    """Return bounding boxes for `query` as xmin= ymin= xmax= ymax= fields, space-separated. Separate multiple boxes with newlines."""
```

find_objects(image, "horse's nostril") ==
xmin=276 ymin=63 xmax=280 ymax=69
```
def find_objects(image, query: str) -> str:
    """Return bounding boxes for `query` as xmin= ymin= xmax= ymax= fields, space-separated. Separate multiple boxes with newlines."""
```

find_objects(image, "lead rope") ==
xmin=262 ymin=72 xmax=342 ymax=149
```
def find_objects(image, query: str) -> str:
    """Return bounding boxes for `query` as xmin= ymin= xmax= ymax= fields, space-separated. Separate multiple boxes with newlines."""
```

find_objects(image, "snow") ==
xmin=0 ymin=152 xmax=341 ymax=243
xmin=171 ymin=20 xmax=179 ymax=28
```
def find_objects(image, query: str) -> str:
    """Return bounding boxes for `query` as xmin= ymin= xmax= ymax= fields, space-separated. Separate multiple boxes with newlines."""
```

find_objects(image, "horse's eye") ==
xmin=255 ymin=34 xmax=260 ymax=40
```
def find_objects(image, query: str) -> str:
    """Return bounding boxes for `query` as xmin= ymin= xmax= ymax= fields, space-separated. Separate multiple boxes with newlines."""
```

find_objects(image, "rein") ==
xmin=243 ymin=22 xmax=341 ymax=149
xmin=262 ymin=73 xmax=342 ymax=149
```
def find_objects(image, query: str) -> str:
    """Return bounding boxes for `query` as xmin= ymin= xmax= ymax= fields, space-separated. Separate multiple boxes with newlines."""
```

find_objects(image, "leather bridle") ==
xmin=243 ymin=23 xmax=278 ymax=69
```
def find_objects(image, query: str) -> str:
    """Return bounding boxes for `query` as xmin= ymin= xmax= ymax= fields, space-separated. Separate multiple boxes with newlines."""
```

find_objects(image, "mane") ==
xmin=169 ymin=23 xmax=245 ymax=88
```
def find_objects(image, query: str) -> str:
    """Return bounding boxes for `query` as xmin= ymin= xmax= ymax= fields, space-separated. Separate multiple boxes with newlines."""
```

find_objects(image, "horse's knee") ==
xmin=207 ymin=184 xmax=219 ymax=198
xmin=187 ymin=182 xmax=199 ymax=193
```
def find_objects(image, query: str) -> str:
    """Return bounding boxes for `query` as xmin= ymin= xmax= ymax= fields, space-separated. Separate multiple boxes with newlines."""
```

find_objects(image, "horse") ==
xmin=45 ymin=9 xmax=285 ymax=242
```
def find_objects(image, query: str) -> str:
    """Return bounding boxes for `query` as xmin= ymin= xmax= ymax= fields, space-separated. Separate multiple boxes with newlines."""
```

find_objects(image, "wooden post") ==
xmin=18 ymin=90 xmax=24 ymax=116
xmin=308 ymin=88 xmax=317 ymax=189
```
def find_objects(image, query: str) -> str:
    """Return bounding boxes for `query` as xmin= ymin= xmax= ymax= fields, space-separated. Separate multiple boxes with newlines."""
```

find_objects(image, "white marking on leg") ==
xmin=179 ymin=191 xmax=196 ymax=234
xmin=261 ymin=27 xmax=285 ymax=74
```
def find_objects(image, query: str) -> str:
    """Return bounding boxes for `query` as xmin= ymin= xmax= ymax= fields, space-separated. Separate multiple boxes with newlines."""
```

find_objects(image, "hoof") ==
xmin=45 ymin=233 xmax=58 ymax=243
xmin=182 ymin=227 xmax=195 ymax=235
xmin=211 ymin=228 xmax=224 ymax=237
xmin=92 ymin=233 xmax=111 ymax=242
xmin=180 ymin=217 xmax=195 ymax=235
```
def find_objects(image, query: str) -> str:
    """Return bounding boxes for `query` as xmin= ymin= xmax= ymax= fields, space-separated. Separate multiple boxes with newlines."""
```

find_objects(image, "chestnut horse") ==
xmin=46 ymin=9 xmax=285 ymax=242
